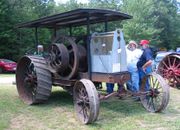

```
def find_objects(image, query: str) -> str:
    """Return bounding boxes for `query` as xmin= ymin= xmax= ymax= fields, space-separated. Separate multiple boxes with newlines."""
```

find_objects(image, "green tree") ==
xmin=121 ymin=0 xmax=162 ymax=46
xmin=152 ymin=0 xmax=180 ymax=49
xmin=0 ymin=0 xmax=56 ymax=60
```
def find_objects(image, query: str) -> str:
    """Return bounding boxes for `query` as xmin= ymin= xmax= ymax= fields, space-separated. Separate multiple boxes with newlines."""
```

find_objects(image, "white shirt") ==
xmin=126 ymin=48 xmax=142 ymax=72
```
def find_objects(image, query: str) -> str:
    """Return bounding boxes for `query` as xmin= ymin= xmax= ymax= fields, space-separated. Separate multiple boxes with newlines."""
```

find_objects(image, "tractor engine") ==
xmin=46 ymin=35 xmax=88 ymax=80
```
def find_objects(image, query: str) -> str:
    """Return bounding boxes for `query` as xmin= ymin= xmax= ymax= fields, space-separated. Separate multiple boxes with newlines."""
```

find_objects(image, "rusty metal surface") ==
xmin=77 ymin=45 xmax=87 ymax=72
xmin=50 ymin=35 xmax=79 ymax=80
xmin=51 ymin=71 xmax=130 ymax=87
xmin=47 ymin=43 xmax=69 ymax=73
xmin=16 ymin=56 xmax=52 ymax=105
xmin=91 ymin=72 xmax=130 ymax=84
xmin=158 ymin=53 xmax=180 ymax=88
xmin=73 ymin=79 xmax=99 ymax=124
xmin=61 ymin=42 xmax=79 ymax=79
xmin=52 ymin=77 xmax=76 ymax=87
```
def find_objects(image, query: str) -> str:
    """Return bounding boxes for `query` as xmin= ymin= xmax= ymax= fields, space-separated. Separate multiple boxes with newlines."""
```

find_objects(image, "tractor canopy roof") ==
xmin=16 ymin=8 xmax=132 ymax=28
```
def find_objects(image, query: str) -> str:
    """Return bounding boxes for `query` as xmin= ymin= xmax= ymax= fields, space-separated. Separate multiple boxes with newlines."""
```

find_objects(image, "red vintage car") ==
xmin=0 ymin=59 xmax=17 ymax=73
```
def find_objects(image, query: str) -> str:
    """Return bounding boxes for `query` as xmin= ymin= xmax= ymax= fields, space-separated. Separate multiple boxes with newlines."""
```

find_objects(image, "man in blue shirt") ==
xmin=137 ymin=40 xmax=153 ymax=90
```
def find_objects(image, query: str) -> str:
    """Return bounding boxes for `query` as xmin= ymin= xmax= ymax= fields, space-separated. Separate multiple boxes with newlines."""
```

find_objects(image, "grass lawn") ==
xmin=0 ymin=82 xmax=180 ymax=130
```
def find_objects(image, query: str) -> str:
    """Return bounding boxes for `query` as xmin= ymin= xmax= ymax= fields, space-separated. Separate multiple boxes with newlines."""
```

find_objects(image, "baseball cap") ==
xmin=128 ymin=40 xmax=138 ymax=47
xmin=140 ymin=40 xmax=150 ymax=45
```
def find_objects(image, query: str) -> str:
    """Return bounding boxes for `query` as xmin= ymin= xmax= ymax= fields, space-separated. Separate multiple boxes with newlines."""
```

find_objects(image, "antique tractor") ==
xmin=157 ymin=53 xmax=180 ymax=89
xmin=16 ymin=9 xmax=170 ymax=124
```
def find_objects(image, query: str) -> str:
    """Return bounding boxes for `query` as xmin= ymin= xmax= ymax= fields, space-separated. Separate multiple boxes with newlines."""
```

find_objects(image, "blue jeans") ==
xmin=139 ymin=66 xmax=152 ymax=91
xmin=106 ymin=83 xmax=114 ymax=94
xmin=127 ymin=70 xmax=139 ymax=92
xmin=106 ymin=83 xmax=123 ymax=94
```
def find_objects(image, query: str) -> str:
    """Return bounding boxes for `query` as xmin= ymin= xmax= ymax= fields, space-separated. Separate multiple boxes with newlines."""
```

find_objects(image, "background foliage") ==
xmin=0 ymin=0 xmax=179 ymax=61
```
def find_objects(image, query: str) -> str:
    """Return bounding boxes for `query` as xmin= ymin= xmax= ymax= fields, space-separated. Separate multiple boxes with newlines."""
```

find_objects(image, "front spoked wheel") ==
xmin=140 ymin=72 xmax=170 ymax=112
xmin=73 ymin=79 xmax=99 ymax=124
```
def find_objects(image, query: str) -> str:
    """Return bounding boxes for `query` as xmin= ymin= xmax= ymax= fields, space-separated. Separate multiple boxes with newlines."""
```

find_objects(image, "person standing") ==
xmin=106 ymin=40 xmax=142 ymax=94
xmin=126 ymin=40 xmax=142 ymax=93
xmin=137 ymin=40 xmax=153 ymax=90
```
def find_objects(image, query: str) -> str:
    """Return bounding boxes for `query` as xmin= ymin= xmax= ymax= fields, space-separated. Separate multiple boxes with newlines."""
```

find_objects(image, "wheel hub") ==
xmin=167 ymin=67 xmax=176 ymax=78
xmin=149 ymin=89 xmax=160 ymax=98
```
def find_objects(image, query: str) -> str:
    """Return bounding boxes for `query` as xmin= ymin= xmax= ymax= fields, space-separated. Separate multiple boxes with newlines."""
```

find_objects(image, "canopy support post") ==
xmin=69 ymin=26 xmax=72 ymax=36
xmin=87 ymin=13 xmax=91 ymax=79
xmin=105 ymin=16 xmax=108 ymax=32
xmin=54 ymin=27 xmax=57 ymax=38
xmin=35 ymin=27 xmax=38 ymax=49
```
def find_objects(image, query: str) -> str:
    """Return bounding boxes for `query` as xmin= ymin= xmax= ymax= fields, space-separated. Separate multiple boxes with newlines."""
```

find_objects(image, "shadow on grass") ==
xmin=33 ymin=89 xmax=74 ymax=109
xmin=48 ymin=90 xmax=73 ymax=106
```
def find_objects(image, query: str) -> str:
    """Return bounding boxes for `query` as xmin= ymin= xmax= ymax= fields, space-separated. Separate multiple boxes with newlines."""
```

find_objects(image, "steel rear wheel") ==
xmin=16 ymin=56 xmax=52 ymax=105
xmin=140 ymin=73 xmax=169 ymax=112
xmin=73 ymin=79 xmax=99 ymax=124
xmin=158 ymin=53 xmax=180 ymax=88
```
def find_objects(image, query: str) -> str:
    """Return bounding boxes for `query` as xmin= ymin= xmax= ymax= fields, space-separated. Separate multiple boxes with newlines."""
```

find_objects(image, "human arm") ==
xmin=142 ymin=60 xmax=152 ymax=72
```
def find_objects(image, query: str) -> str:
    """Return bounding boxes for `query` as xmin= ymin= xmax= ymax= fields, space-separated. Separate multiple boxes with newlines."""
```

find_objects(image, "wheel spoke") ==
xmin=150 ymin=76 xmax=156 ymax=89
xmin=155 ymin=82 xmax=161 ymax=90
xmin=23 ymin=63 xmax=37 ymax=97
xmin=26 ymin=65 xmax=31 ymax=74
xmin=158 ymin=67 xmax=167 ymax=72
xmin=83 ymin=106 xmax=86 ymax=122
xmin=151 ymin=97 xmax=156 ymax=111
xmin=174 ymin=76 xmax=180 ymax=83
xmin=147 ymin=97 xmax=152 ymax=109
xmin=31 ymin=86 xmax=37 ymax=96
xmin=173 ymin=57 xmax=176 ymax=67
xmin=175 ymin=62 xmax=180 ymax=69
xmin=76 ymin=99 xmax=83 ymax=104
xmin=79 ymin=106 xmax=84 ymax=114
xmin=156 ymin=93 xmax=163 ymax=102
xmin=153 ymin=78 xmax=159 ymax=89
xmin=84 ymin=106 xmax=89 ymax=119
xmin=167 ymin=56 xmax=171 ymax=67
xmin=162 ymin=61 xmax=169 ymax=69
xmin=154 ymin=96 xmax=161 ymax=108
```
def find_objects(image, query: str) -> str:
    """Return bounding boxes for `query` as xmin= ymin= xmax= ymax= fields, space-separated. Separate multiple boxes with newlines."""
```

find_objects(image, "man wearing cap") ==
xmin=137 ymin=40 xmax=153 ymax=90
xmin=106 ymin=40 xmax=142 ymax=95
xmin=126 ymin=40 xmax=142 ymax=93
